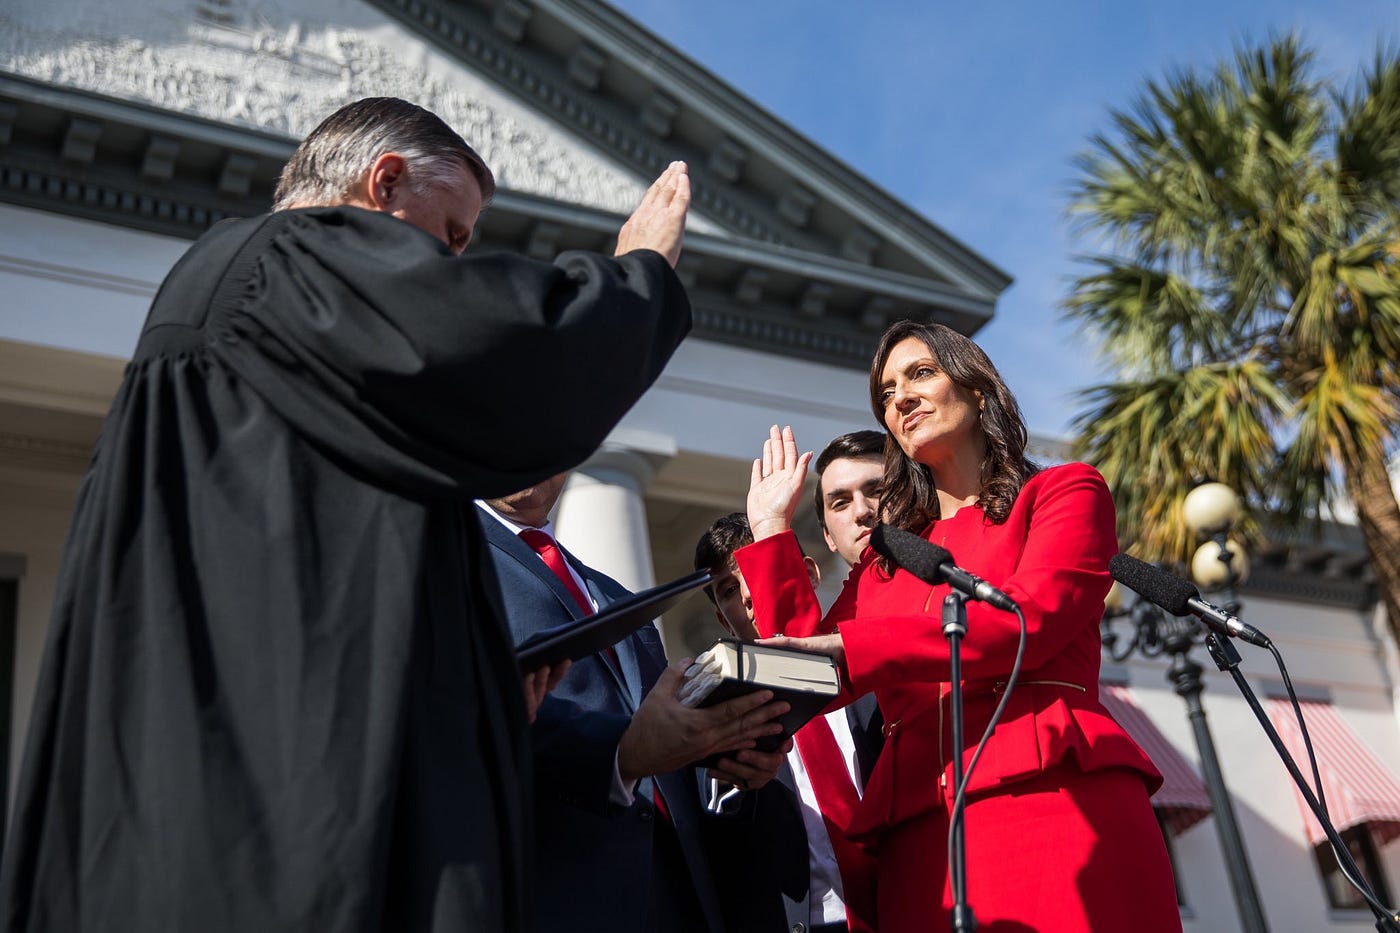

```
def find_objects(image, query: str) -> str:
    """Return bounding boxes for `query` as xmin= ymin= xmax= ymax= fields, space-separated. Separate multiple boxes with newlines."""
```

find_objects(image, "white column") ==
xmin=555 ymin=445 xmax=659 ymax=592
xmin=554 ymin=433 xmax=683 ymax=657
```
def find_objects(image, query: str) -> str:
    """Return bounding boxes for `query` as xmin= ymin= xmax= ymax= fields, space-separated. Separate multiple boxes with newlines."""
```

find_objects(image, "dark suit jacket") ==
xmin=479 ymin=510 xmax=725 ymax=933
xmin=707 ymin=694 xmax=885 ymax=933
xmin=0 ymin=207 xmax=690 ymax=933
xmin=846 ymin=691 xmax=885 ymax=789
xmin=703 ymin=763 xmax=806 ymax=933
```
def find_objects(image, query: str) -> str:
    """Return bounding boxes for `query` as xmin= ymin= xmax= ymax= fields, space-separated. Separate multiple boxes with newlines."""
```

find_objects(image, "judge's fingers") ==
xmin=641 ymin=161 xmax=683 ymax=209
xmin=637 ymin=163 xmax=673 ymax=209
xmin=667 ymin=168 xmax=691 ymax=216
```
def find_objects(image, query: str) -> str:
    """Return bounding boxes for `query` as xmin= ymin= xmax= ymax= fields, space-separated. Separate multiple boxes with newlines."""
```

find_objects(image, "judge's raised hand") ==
xmin=617 ymin=660 xmax=789 ymax=784
xmin=747 ymin=425 xmax=813 ymax=542
xmin=615 ymin=161 xmax=691 ymax=268
xmin=521 ymin=660 xmax=571 ymax=724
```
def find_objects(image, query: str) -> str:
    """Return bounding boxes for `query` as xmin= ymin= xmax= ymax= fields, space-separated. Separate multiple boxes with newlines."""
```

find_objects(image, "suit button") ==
xmin=791 ymin=924 xmax=806 ymax=933
xmin=639 ymin=807 xmax=653 ymax=823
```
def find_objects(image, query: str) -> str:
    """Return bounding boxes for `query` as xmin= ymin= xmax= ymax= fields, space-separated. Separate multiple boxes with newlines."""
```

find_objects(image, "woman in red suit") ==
xmin=737 ymin=320 xmax=1181 ymax=932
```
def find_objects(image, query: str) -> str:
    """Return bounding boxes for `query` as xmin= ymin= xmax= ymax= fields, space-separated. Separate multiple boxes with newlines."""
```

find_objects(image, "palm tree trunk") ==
xmin=1343 ymin=449 xmax=1400 ymax=648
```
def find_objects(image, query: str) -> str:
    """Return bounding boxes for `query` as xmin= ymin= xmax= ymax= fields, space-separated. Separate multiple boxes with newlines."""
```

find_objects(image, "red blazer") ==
xmin=736 ymin=462 xmax=1160 ymax=840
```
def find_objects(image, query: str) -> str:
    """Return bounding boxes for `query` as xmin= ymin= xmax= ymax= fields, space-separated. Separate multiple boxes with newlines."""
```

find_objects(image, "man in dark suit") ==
xmin=477 ymin=474 xmax=790 ymax=933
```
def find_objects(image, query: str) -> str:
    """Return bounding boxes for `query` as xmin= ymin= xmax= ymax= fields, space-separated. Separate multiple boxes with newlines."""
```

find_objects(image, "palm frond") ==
xmin=1063 ymin=258 xmax=1234 ymax=372
xmin=1070 ymin=362 xmax=1285 ymax=563
xmin=1336 ymin=44 xmax=1400 ymax=213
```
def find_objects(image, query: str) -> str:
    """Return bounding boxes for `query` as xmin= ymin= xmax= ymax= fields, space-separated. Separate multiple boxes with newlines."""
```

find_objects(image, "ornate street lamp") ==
xmin=1102 ymin=482 xmax=1269 ymax=933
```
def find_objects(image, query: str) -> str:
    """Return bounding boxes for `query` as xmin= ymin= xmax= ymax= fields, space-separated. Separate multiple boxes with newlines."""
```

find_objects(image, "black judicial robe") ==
xmin=0 ymin=207 xmax=691 ymax=932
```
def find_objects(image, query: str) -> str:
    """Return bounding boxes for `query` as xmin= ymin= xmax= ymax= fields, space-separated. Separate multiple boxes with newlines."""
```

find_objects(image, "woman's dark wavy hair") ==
xmin=868 ymin=320 xmax=1038 ymax=548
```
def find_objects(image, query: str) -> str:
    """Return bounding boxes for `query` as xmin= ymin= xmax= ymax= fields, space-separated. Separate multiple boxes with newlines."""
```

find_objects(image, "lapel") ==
xmin=479 ymin=513 xmax=641 ymax=703
xmin=557 ymin=545 xmax=645 ymax=710
xmin=846 ymin=691 xmax=885 ymax=789
xmin=480 ymin=515 xmax=588 ymax=621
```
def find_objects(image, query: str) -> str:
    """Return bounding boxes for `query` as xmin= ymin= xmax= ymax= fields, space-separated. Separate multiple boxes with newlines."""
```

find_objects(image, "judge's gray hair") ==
xmin=272 ymin=97 xmax=495 ymax=211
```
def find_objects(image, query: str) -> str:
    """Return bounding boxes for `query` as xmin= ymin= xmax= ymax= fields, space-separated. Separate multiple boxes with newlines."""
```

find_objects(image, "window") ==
xmin=1316 ymin=824 xmax=1393 ymax=911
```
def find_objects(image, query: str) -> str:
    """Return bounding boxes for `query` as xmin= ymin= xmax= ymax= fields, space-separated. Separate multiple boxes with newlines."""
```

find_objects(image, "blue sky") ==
xmin=610 ymin=0 xmax=1399 ymax=438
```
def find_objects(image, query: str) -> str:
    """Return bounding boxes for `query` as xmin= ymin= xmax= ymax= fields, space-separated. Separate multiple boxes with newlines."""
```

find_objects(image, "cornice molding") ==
xmin=0 ymin=77 xmax=992 ymax=369
xmin=1240 ymin=565 xmax=1375 ymax=611
xmin=363 ymin=0 xmax=794 ymax=247
xmin=1 ymin=0 xmax=656 ymax=219
xmin=0 ymin=432 xmax=92 ymax=473
xmin=0 ymin=253 xmax=161 ymax=300
xmin=0 ymin=339 xmax=126 ymax=417
xmin=535 ymin=0 xmax=1013 ymax=297
xmin=359 ymin=0 xmax=1011 ymax=298
xmin=0 ymin=73 xmax=287 ymax=237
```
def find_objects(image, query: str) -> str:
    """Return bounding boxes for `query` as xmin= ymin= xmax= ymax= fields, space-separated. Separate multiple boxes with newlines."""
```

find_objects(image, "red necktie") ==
xmin=518 ymin=528 xmax=593 ymax=615
xmin=518 ymin=526 xmax=626 ymax=676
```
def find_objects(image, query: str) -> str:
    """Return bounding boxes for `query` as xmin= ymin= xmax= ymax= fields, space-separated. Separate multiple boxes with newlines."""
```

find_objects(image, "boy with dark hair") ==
xmin=812 ymin=430 xmax=886 ymax=567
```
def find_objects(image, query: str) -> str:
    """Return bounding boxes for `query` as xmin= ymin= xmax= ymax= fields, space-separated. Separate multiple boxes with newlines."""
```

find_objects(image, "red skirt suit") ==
xmin=735 ymin=462 xmax=1182 ymax=932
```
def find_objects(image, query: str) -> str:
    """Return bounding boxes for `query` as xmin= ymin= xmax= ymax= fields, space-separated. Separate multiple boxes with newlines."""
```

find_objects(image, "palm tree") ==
xmin=1064 ymin=36 xmax=1400 ymax=642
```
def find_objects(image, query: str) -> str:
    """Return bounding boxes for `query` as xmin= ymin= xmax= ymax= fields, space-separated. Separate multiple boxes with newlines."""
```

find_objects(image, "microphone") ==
xmin=1108 ymin=553 xmax=1272 ymax=648
xmin=870 ymin=524 xmax=1018 ymax=612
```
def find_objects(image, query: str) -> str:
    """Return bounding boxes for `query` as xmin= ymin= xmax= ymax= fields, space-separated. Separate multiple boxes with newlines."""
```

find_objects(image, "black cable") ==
xmin=946 ymin=603 xmax=1028 ymax=889
xmin=1265 ymin=641 xmax=1399 ymax=926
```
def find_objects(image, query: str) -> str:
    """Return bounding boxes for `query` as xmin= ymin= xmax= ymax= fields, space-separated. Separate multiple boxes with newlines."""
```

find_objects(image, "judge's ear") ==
xmin=356 ymin=153 xmax=409 ymax=212
xmin=803 ymin=556 xmax=822 ymax=590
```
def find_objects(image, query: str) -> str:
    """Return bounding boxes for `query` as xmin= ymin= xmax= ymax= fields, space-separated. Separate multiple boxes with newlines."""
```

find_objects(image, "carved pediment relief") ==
xmin=0 ymin=0 xmax=723 ymax=232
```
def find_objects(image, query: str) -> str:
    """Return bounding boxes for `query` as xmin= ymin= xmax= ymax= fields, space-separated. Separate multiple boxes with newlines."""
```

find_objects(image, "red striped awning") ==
xmin=1265 ymin=698 xmax=1400 ymax=847
xmin=1100 ymin=683 xmax=1212 ymax=834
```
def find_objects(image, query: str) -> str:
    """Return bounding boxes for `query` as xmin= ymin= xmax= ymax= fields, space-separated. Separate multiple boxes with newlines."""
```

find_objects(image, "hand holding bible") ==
xmin=616 ymin=660 xmax=789 ymax=784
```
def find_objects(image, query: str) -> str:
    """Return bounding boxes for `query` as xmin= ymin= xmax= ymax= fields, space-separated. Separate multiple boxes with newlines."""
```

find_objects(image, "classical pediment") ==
xmin=0 ymin=0 xmax=1012 ymax=368
xmin=0 ymin=0 xmax=688 ymax=223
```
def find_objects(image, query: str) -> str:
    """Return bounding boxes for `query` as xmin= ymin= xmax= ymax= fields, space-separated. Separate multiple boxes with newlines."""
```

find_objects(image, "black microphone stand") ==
xmin=1202 ymin=632 xmax=1400 ymax=932
xmin=942 ymin=591 xmax=977 ymax=933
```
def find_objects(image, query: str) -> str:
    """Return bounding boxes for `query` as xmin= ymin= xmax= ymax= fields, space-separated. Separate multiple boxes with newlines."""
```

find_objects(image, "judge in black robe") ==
xmin=0 ymin=197 xmax=690 ymax=931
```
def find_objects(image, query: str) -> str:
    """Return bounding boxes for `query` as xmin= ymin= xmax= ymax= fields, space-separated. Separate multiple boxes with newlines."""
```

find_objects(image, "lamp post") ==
xmin=1102 ymin=482 xmax=1269 ymax=933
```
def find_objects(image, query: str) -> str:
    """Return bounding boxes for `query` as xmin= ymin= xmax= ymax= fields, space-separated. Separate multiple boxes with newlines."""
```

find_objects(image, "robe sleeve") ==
xmin=212 ymin=207 xmax=691 ymax=498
